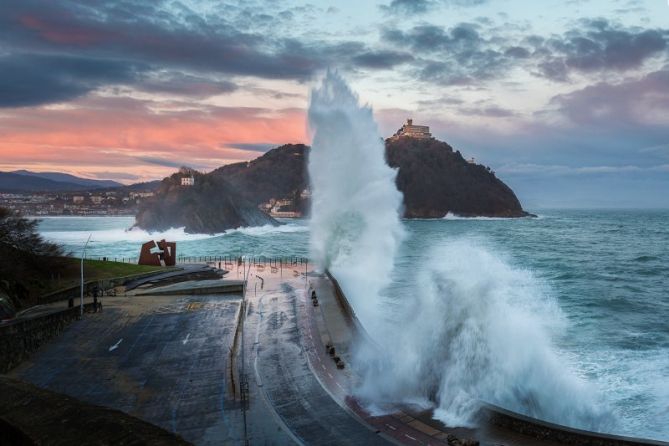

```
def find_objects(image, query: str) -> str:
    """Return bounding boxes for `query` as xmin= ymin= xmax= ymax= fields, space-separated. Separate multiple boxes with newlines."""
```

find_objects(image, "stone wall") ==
xmin=0 ymin=304 xmax=96 ymax=373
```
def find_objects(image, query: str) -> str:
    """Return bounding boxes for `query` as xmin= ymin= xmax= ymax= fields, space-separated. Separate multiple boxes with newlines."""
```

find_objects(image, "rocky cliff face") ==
xmin=211 ymin=144 xmax=310 ymax=214
xmin=134 ymin=170 xmax=277 ymax=234
xmin=135 ymin=138 xmax=529 ymax=233
xmin=386 ymin=137 xmax=529 ymax=218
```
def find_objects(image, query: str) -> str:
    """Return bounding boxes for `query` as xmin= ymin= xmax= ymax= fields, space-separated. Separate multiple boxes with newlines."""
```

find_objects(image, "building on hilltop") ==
xmin=390 ymin=118 xmax=432 ymax=140
xmin=178 ymin=166 xmax=196 ymax=186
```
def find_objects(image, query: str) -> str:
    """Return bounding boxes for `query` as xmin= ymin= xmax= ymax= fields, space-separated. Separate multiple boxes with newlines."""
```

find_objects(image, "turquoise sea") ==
xmin=37 ymin=210 xmax=669 ymax=440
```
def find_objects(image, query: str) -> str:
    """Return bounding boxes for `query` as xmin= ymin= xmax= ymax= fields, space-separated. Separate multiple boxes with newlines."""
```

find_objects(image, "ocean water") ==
xmin=36 ymin=210 xmax=669 ymax=440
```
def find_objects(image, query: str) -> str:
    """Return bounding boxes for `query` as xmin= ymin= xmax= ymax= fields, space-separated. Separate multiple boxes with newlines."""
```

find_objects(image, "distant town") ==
xmin=1 ymin=119 xmax=480 ymax=219
xmin=0 ymin=190 xmax=155 ymax=216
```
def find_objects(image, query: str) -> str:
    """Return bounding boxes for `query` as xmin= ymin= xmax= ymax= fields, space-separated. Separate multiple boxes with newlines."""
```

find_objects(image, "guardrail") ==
xmin=87 ymin=255 xmax=310 ymax=266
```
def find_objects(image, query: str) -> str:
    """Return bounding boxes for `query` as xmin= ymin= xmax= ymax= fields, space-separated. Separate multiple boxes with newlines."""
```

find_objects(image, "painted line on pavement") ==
xmin=108 ymin=338 xmax=123 ymax=352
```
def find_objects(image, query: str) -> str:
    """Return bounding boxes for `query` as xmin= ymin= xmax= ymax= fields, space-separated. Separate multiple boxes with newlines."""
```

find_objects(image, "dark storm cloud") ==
xmin=382 ymin=18 xmax=669 ymax=85
xmin=384 ymin=23 xmax=484 ymax=50
xmin=351 ymin=50 xmax=414 ymax=69
xmin=460 ymin=105 xmax=517 ymax=117
xmin=380 ymin=0 xmax=489 ymax=14
xmin=0 ymin=0 xmax=391 ymax=107
xmin=227 ymin=143 xmax=277 ymax=153
xmin=137 ymin=74 xmax=238 ymax=98
xmin=380 ymin=0 xmax=434 ymax=14
xmin=136 ymin=156 xmax=191 ymax=169
xmin=550 ymin=69 xmax=669 ymax=126
xmin=384 ymin=23 xmax=511 ymax=85
xmin=536 ymin=19 xmax=668 ymax=80
xmin=505 ymin=46 xmax=531 ymax=59
xmin=0 ymin=53 xmax=142 ymax=107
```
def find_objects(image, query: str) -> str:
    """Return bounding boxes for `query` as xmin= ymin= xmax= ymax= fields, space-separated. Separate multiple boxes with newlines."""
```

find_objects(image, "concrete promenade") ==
xmin=7 ymin=259 xmax=667 ymax=446
xmin=11 ymin=292 xmax=245 ymax=445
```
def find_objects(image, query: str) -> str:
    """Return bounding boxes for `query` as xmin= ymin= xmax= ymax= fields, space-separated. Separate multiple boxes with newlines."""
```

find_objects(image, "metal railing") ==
xmin=85 ymin=255 xmax=309 ymax=266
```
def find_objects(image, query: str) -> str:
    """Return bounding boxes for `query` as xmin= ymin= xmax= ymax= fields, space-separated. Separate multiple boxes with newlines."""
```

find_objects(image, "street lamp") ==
xmin=80 ymin=234 xmax=92 ymax=316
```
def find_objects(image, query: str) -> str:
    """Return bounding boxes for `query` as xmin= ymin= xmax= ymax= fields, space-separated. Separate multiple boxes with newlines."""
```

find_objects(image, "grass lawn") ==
xmin=38 ymin=258 xmax=169 ymax=297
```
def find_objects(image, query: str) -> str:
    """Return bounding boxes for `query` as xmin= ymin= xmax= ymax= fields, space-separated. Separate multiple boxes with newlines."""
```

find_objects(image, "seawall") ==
xmin=325 ymin=270 xmax=668 ymax=446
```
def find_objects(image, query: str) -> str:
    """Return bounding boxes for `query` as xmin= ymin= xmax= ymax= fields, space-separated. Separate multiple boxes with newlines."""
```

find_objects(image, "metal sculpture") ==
xmin=138 ymin=239 xmax=176 ymax=266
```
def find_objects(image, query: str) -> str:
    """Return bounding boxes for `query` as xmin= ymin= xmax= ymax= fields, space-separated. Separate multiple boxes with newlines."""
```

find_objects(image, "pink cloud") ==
xmin=0 ymin=96 xmax=307 ymax=182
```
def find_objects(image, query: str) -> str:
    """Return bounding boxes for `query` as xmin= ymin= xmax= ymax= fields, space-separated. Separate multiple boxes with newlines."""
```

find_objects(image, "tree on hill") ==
xmin=0 ymin=207 xmax=63 ymax=257
xmin=0 ymin=207 xmax=66 ymax=309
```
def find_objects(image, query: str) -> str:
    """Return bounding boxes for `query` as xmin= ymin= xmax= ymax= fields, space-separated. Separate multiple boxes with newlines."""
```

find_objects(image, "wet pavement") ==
xmin=6 ymin=259 xmax=620 ymax=446
xmin=247 ymin=280 xmax=390 ymax=445
xmin=11 ymin=293 xmax=245 ymax=445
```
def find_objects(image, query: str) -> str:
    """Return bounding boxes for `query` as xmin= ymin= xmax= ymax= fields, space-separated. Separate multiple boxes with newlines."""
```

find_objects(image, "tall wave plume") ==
xmin=355 ymin=239 xmax=615 ymax=431
xmin=306 ymin=71 xmax=613 ymax=432
xmin=307 ymin=70 xmax=404 ymax=328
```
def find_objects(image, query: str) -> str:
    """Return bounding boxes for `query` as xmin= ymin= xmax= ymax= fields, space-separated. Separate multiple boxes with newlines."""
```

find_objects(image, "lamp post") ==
xmin=81 ymin=234 xmax=92 ymax=316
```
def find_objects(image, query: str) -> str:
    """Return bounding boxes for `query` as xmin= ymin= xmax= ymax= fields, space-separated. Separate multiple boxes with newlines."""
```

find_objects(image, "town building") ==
xmin=181 ymin=175 xmax=195 ymax=186
xmin=72 ymin=196 xmax=85 ymax=204
xmin=129 ymin=191 xmax=155 ymax=200
xmin=270 ymin=199 xmax=300 ymax=218
xmin=390 ymin=119 xmax=432 ymax=140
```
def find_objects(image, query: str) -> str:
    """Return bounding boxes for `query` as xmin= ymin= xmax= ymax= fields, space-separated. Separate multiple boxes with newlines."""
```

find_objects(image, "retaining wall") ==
xmin=0 ymin=303 xmax=97 ymax=373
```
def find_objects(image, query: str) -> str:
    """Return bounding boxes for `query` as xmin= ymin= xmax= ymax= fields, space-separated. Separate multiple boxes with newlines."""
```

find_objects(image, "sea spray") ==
xmin=355 ymin=238 xmax=615 ymax=431
xmin=306 ymin=71 xmax=613 ymax=432
xmin=307 ymin=71 xmax=404 ymax=329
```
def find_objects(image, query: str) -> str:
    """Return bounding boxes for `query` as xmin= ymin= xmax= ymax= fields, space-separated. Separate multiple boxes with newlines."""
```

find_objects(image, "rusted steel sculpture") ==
xmin=138 ymin=239 xmax=176 ymax=266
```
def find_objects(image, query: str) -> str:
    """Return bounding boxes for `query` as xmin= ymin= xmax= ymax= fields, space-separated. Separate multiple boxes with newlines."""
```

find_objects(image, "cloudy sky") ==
xmin=1 ymin=0 xmax=667 ymax=208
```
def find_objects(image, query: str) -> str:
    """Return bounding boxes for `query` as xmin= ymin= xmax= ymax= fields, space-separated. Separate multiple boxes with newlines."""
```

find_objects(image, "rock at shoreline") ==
xmin=134 ymin=136 xmax=531 ymax=232
xmin=134 ymin=169 xmax=277 ymax=234
xmin=386 ymin=137 xmax=530 ymax=218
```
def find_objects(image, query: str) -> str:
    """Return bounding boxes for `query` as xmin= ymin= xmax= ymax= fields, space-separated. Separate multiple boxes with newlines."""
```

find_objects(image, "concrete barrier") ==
xmin=480 ymin=404 xmax=668 ymax=446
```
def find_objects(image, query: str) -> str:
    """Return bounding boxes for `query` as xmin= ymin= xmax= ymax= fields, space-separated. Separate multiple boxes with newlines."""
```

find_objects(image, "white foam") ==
xmin=40 ymin=226 xmax=219 ymax=244
xmin=443 ymin=212 xmax=512 ymax=220
xmin=307 ymin=70 xmax=405 ymax=329
xmin=354 ymin=238 xmax=615 ymax=431
xmin=224 ymin=223 xmax=308 ymax=237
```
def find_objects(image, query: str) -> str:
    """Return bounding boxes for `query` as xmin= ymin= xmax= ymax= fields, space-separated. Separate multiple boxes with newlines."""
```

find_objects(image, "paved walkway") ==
xmin=11 ymin=293 xmax=244 ymax=445
xmin=245 ymin=270 xmax=391 ymax=445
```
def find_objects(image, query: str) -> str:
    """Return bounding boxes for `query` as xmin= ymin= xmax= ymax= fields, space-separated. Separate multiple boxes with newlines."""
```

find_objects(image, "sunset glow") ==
xmin=1 ymin=0 xmax=667 ymax=206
